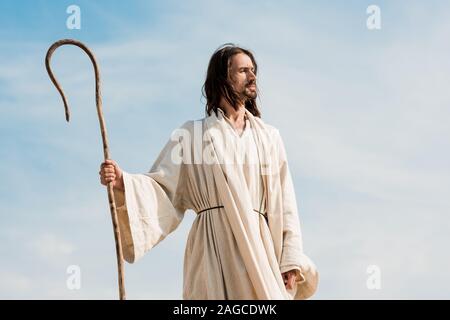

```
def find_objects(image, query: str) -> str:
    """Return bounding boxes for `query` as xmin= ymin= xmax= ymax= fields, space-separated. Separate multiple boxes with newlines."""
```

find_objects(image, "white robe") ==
xmin=113 ymin=108 xmax=318 ymax=299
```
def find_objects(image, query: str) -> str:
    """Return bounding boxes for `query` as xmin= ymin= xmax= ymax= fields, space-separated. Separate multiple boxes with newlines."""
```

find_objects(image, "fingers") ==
xmin=287 ymin=276 xmax=295 ymax=290
xmin=99 ymin=167 xmax=114 ymax=178
xmin=100 ymin=159 xmax=116 ymax=168
xmin=100 ymin=174 xmax=116 ymax=185
xmin=104 ymin=159 xmax=116 ymax=165
xmin=284 ymin=274 xmax=290 ymax=288
xmin=100 ymin=160 xmax=117 ymax=174
xmin=284 ymin=277 xmax=293 ymax=290
xmin=100 ymin=162 xmax=115 ymax=171
xmin=99 ymin=160 xmax=124 ymax=189
xmin=99 ymin=159 xmax=118 ymax=186
xmin=283 ymin=271 xmax=296 ymax=290
xmin=102 ymin=167 xmax=115 ymax=173
xmin=100 ymin=160 xmax=121 ymax=174
xmin=100 ymin=170 xmax=116 ymax=180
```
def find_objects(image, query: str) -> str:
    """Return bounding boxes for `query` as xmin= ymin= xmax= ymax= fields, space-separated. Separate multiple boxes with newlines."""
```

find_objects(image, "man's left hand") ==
xmin=282 ymin=270 xmax=297 ymax=290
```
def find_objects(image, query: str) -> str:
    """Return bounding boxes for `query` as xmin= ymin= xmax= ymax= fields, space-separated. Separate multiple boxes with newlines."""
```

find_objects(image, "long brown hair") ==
xmin=202 ymin=43 xmax=261 ymax=118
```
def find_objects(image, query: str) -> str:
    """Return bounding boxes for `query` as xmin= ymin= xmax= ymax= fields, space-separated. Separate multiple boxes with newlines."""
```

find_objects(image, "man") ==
xmin=99 ymin=44 xmax=318 ymax=299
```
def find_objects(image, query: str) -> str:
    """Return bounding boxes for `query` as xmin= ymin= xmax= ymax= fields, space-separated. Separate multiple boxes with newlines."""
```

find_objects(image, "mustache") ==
xmin=246 ymin=81 xmax=256 ymax=86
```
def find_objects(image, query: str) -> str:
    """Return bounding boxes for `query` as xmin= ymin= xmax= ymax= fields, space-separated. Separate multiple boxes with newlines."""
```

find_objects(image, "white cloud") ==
xmin=0 ymin=271 xmax=32 ymax=297
xmin=28 ymin=233 xmax=75 ymax=262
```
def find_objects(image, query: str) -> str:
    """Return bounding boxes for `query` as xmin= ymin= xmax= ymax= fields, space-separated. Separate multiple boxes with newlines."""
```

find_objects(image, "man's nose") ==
xmin=248 ymin=70 xmax=256 ymax=81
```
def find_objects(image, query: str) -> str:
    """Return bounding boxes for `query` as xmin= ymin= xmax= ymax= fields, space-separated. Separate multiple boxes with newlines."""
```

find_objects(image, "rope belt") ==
xmin=196 ymin=205 xmax=268 ymax=222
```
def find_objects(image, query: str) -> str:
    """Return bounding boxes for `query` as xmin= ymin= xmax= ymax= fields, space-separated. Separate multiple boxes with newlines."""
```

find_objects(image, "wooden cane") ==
xmin=45 ymin=39 xmax=126 ymax=300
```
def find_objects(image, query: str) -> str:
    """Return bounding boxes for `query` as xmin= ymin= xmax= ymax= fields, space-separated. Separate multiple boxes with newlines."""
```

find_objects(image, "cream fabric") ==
xmin=113 ymin=108 xmax=318 ymax=300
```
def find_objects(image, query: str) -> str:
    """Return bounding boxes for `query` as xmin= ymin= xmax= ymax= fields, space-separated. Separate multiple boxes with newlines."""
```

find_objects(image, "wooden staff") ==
xmin=45 ymin=39 xmax=126 ymax=300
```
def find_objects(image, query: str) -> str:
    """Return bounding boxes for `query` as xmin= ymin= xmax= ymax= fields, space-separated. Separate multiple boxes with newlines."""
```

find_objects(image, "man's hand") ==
xmin=99 ymin=159 xmax=124 ymax=191
xmin=282 ymin=270 xmax=297 ymax=290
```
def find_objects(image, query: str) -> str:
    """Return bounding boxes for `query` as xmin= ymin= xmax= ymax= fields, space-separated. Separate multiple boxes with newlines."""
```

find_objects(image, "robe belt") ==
xmin=196 ymin=205 xmax=268 ymax=222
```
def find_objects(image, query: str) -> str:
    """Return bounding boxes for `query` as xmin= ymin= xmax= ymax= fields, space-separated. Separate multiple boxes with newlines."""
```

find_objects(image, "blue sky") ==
xmin=1 ymin=0 xmax=450 ymax=299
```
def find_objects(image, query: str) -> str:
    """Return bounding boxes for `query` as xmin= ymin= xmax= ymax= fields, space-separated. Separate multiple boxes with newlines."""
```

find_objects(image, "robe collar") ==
xmin=205 ymin=107 xmax=253 ymax=132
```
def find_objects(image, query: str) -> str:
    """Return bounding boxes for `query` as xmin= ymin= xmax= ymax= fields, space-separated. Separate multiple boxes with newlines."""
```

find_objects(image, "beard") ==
xmin=240 ymin=83 xmax=257 ymax=100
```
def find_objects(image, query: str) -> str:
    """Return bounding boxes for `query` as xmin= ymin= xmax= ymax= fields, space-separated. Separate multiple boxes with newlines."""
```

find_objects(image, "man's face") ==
xmin=228 ymin=53 xmax=257 ymax=101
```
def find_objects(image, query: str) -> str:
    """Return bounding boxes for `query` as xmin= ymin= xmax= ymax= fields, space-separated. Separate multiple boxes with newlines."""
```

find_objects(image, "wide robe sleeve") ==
xmin=112 ymin=124 xmax=190 ymax=264
xmin=275 ymin=130 xmax=319 ymax=300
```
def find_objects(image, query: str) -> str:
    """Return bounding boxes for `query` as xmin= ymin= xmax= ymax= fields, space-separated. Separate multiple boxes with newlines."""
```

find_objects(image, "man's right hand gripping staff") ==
xmin=99 ymin=159 xmax=125 ymax=192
